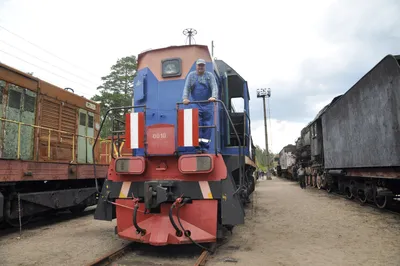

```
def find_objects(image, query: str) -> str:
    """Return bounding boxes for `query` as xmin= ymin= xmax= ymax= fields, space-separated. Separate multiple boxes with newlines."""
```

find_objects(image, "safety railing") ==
xmin=176 ymin=101 xmax=219 ymax=156
xmin=92 ymin=105 xmax=147 ymax=192
xmin=0 ymin=117 xmax=111 ymax=163
xmin=243 ymin=110 xmax=251 ymax=154
xmin=176 ymin=100 xmax=245 ymax=195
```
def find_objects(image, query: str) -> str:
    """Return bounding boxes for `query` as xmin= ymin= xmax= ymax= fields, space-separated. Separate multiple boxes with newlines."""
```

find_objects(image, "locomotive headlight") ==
xmin=178 ymin=154 xmax=214 ymax=174
xmin=162 ymin=58 xmax=182 ymax=78
xmin=115 ymin=157 xmax=145 ymax=175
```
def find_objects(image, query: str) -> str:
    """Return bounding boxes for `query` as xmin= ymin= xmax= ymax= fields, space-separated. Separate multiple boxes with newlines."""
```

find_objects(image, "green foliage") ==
xmin=255 ymin=145 xmax=274 ymax=170
xmin=91 ymin=56 xmax=137 ymax=137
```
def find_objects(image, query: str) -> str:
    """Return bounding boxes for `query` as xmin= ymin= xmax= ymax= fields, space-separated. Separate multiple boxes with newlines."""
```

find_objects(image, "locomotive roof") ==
xmin=312 ymin=94 xmax=342 ymax=122
xmin=320 ymin=54 xmax=400 ymax=117
xmin=138 ymin=44 xmax=210 ymax=61
xmin=280 ymin=144 xmax=296 ymax=154
xmin=0 ymin=61 xmax=98 ymax=105
xmin=215 ymin=60 xmax=250 ymax=100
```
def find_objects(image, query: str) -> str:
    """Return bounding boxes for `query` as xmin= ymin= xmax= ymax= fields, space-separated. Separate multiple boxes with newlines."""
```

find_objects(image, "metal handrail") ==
xmin=0 ymin=117 xmax=111 ymax=162
xmin=176 ymin=100 xmax=244 ymax=194
xmin=92 ymin=105 xmax=146 ymax=192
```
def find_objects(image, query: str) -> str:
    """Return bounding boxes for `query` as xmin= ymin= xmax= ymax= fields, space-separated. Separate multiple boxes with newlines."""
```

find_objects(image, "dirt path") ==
xmin=0 ymin=208 xmax=127 ymax=266
xmin=208 ymin=177 xmax=400 ymax=266
xmin=1 ymin=178 xmax=399 ymax=266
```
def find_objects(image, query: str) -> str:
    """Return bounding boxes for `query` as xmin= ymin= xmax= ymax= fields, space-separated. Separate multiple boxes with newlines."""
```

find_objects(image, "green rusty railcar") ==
xmin=0 ymin=62 xmax=110 ymax=226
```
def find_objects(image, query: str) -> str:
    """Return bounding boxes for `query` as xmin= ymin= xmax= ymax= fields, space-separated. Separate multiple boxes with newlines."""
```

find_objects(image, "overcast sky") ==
xmin=1 ymin=0 xmax=399 ymax=153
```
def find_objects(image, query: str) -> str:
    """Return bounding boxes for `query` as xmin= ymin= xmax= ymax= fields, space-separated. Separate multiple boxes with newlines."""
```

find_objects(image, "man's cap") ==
xmin=196 ymin=59 xmax=206 ymax=65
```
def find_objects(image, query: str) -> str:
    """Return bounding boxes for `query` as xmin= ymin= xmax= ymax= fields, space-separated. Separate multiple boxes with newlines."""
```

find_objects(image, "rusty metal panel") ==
xmin=0 ymin=64 xmax=38 ymax=92
xmin=0 ymin=62 xmax=104 ymax=166
xmin=38 ymin=96 xmax=60 ymax=161
xmin=3 ymin=85 xmax=22 ymax=158
xmin=2 ymin=84 xmax=36 ymax=160
xmin=60 ymin=103 xmax=77 ymax=161
xmin=0 ymin=81 xmax=4 ymax=158
xmin=76 ymin=164 xmax=108 ymax=179
xmin=40 ymin=80 xmax=100 ymax=113
xmin=21 ymin=89 xmax=36 ymax=160
xmin=37 ymin=96 xmax=79 ymax=162
xmin=0 ymin=160 xmax=108 ymax=182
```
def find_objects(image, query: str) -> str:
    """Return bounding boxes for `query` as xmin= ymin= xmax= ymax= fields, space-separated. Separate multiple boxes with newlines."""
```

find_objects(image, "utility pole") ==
xmin=257 ymin=88 xmax=272 ymax=178
xmin=211 ymin=40 xmax=214 ymax=57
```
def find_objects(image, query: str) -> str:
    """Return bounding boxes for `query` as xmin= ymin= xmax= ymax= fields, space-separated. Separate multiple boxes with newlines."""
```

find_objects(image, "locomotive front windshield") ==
xmin=162 ymin=58 xmax=182 ymax=77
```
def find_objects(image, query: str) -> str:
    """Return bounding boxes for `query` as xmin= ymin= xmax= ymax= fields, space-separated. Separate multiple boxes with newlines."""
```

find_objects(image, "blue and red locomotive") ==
xmin=94 ymin=44 xmax=257 ymax=246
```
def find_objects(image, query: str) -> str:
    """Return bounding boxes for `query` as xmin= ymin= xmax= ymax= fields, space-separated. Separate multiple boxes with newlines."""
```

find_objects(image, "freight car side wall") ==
xmin=322 ymin=55 xmax=400 ymax=169
xmin=0 ymin=63 xmax=103 ymax=164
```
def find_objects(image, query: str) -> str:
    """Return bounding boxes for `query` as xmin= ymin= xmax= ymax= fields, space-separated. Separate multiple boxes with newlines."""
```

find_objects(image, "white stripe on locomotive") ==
xmin=183 ymin=109 xmax=193 ymax=147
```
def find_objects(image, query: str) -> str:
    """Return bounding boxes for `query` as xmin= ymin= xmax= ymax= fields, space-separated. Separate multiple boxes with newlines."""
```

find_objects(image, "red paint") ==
xmin=108 ymin=154 xmax=227 ymax=182
xmin=147 ymin=124 xmax=175 ymax=155
xmin=138 ymin=112 xmax=145 ymax=149
xmin=178 ymin=154 xmax=214 ymax=174
xmin=125 ymin=112 xmax=145 ymax=149
xmin=0 ymin=160 xmax=108 ymax=182
xmin=192 ymin=109 xmax=199 ymax=147
xmin=346 ymin=168 xmax=400 ymax=178
xmin=177 ymin=110 xmax=184 ymax=147
xmin=115 ymin=157 xmax=145 ymax=175
xmin=115 ymin=199 xmax=217 ymax=246
xmin=177 ymin=109 xmax=199 ymax=147
xmin=125 ymin=113 xmax=131 ymax=149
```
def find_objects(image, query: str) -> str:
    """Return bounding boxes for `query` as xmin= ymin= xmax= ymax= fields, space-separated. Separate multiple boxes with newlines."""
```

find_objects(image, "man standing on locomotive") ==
xmin=182 ymin=59 xmax=218 ymax=153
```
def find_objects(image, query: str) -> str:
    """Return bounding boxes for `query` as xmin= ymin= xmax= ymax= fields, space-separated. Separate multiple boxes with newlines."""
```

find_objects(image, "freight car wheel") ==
xmin=374 ymin=195 xmax=388 ymax=209
xmin=345 ymin=187 xmax=354 ymax=200
xmin=357 ymin=189 xmax=367 ymax=204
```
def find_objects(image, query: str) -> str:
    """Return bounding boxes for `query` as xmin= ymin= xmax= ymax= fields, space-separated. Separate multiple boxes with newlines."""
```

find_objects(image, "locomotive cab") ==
xmin=94 ymin=44 xmax=256 ymax=246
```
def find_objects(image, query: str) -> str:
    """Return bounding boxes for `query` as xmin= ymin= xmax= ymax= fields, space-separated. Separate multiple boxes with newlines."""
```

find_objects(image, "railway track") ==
xmin=280 ymin=177 xmax=400 ymax=215
xmin=86 ymin=242 xmax=217 ymax=266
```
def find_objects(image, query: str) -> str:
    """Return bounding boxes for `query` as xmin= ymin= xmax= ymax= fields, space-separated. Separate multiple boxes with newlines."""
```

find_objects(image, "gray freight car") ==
xmin=312 ymin=55 xmax=400 ymax=208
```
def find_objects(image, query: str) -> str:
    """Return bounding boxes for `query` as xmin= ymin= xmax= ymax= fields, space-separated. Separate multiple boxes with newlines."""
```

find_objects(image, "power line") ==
xmin=0 ymin=24 xmax=100 ymax=78
xmin=0 ymin=49 xmax=94 ymax=98
xmin=0 ymin=39 xmax=99 ymax=87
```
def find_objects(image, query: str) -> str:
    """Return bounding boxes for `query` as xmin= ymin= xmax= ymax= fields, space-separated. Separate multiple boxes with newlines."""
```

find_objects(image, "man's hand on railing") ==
xmin=208 ymin=97 xmax=216 ymax=102
xmin=183 ymin=99 xmax=190 ymax=105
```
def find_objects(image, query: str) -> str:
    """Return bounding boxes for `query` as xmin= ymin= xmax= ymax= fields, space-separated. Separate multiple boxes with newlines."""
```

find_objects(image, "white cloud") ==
xmin=251 ymin=118 xmax=306 ymax=154
xmin=1 ymin=0 xmax=399 ymax=155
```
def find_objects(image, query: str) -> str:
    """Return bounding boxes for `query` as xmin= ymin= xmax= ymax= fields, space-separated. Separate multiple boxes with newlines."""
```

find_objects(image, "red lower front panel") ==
xmin=115 ymin=199 xmax=217 ymax=246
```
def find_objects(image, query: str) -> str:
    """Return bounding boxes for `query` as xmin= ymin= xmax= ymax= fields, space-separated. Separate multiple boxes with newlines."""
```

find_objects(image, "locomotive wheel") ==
xmin=374 ymin=195 xmax=388 ymax=209
xmin=357 ymin=189 xmax=367 ymax=204
xmin=345 ymin=187 xmax=354 ymax=200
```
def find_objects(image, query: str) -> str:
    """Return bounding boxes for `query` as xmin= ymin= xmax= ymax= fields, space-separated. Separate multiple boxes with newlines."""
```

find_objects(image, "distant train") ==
xmin=277 ymin=145 xmax=296 ymax=180
xmin=280 ymin=54 xmax=400 ymax=209
xmin=0 ymin=62 xmax=110 ymax=226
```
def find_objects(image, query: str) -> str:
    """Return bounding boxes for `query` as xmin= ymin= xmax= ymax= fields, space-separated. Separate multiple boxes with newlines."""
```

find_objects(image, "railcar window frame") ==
xmin=8 ymin=88 xmax=22 ymax=109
